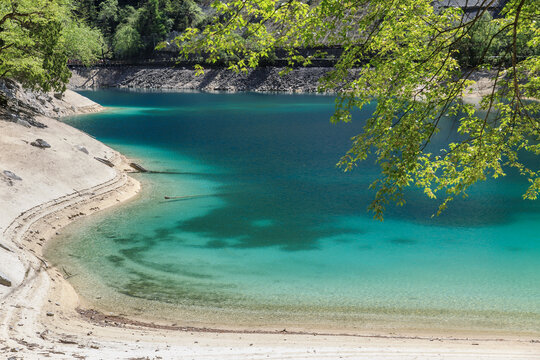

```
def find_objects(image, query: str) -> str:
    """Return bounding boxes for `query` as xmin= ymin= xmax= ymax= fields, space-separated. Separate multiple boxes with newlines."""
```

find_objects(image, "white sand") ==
xmin=0 ymin=90 xmax=539 ymax=359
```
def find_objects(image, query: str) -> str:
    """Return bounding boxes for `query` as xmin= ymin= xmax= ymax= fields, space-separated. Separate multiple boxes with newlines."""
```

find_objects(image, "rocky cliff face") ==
xmin=69 ymin=66 xmax=340 ymax=92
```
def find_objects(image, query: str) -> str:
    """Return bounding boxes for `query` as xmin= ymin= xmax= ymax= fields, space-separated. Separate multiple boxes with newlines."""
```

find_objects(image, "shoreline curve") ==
xmin=0 ymin=89 xmax=539 ymax=359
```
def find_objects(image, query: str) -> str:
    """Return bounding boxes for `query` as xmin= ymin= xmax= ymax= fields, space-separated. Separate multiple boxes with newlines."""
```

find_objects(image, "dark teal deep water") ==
xmin=46 ymin=90 xmax=540 ymax=333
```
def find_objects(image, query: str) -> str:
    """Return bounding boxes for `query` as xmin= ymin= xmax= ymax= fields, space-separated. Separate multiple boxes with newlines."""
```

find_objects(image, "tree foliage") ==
xmin=138 ymin=0 xmax=169 ymax=51
xmin=113 ymin=19 xmax=143 ymax=58
xmin=1 ymin=0 xmax=70 ymax=91
xmin=178 ymin=0 xmax=540 ymax=218
xmin=61 ymin=19 xmax=105 ymax=66
xmin=96 ymin=0 xmax=119 ymax=38
xmin=166 ymin=0 xmax=205 ymax=33
xmin=453 ymin=12 xmax=539 ymax=68
xmin=73 ymin=0 xmax=208 ymax=58
xmin=0 ymin=0 xmax=104 ymax=91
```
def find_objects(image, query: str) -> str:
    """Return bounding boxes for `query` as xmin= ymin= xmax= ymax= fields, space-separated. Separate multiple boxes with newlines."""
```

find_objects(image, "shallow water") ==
xmin=45 ymin=90 xmax=540 ymax=334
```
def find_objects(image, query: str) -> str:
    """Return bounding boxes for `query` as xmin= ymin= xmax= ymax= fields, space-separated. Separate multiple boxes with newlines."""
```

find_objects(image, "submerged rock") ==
xmin=129 ymin=162 xmax=148 ymax=172
xmin=30 ymin=138 xmax=51 ymax=149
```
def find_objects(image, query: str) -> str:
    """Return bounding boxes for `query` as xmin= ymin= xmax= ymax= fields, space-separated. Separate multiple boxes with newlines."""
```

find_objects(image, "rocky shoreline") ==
xmin=69 ymin=66 xmax=336 ymax=92
xmin=69 ymin=66 xmax=502 ymax=100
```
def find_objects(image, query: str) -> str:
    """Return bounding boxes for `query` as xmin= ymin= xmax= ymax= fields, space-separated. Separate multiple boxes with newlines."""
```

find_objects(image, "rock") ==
xmin=30 ymin=139 xmax=51 ymax=149
xmin=129 ymin=162 xmax=148 ymax=172
xmin=26 ymin=118 xmax=47 ymax=128
xmin=94 ymin=157 xmax=114 ymax=167
xmin=46 ymin=312 xmax=54 ymax=317
xmin=3 ymin=170 xmax=22 ymax=181
xmin=70 ymin=66 xmax=334 ymax=93
xmin=0 ymin=273 xmax=11 ymax=287
xmin=76 ymin=145 xmax=89 ymax=154
xmin=53 ymin=92 xmax=63 ymax=100
xmin=16 ymin=119 xmax=31 ymax=128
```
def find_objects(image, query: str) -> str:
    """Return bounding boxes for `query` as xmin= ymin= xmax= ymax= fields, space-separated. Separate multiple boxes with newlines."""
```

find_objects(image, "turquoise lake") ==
xmin=46 ymin=90 xmax=540 ymax=334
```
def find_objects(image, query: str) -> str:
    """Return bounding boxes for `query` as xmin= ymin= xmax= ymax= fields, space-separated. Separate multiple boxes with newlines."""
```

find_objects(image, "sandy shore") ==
xmin=0 ymin=89 xmax=539 ymax=359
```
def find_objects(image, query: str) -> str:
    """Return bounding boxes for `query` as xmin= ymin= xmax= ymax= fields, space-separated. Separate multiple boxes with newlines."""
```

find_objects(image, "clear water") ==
xmin=45 ymin=90 xmax=540 ymax=334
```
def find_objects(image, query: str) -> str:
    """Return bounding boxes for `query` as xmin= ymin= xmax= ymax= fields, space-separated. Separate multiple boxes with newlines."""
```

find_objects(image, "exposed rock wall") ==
xmin=69 ymin=66 xmax=499 ymax=99
xmin=69 ymin=66 xmax=337 ymax=92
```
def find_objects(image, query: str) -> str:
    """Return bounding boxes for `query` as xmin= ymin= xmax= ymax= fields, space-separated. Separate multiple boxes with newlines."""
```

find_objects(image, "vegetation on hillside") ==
xmin=0 ymin=0 xmax=103 ymax=91
xmin=0 ymin=0 xmax=209 ymax=91
xmin=72 ymin=0 xmax=207 ymax=58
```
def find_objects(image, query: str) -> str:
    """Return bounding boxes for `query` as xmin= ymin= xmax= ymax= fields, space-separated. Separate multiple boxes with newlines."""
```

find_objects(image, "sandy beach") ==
xmin=0 ymin=88 xmax=539 ymax=359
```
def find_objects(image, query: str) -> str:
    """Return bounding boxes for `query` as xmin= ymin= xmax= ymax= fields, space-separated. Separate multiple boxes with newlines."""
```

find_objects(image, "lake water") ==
xmin=45 ymin=90 xmax=540 ymax=334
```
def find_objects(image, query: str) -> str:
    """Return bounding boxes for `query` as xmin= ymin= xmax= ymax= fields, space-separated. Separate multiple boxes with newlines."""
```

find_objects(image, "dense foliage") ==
xmin=453 ymin=12 xmax=539 ymax=68
xmin=72 ymin=0 xmax=207 ymax=58
xmin=0 ymin=0 xmax=208 ymax=91
xmin=0 ymin=0 xmax=103 ymax=91
xmin=177 ymin=0 xmax=540 ymax=218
